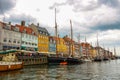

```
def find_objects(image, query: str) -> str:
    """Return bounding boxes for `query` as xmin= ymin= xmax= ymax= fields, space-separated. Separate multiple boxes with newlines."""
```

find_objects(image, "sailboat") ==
xmin=94 ymin=33 xmax=103 ymax=62
xmin=47 ymin=8 xmax=67 ymax=65
xmin=113 ymin=47 xmax=117 ymax=59
xmin=66 ymin=20 xmax=83 ymax=64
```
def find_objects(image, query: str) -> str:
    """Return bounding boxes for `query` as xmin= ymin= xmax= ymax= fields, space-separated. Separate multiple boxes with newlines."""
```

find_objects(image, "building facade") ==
xmin=81 ymin=42 xmax=91 ymax=58
xmin=49 ymin=36 xmax=67 ymax=56
xmin=57 ymin=37 xmax=67 ymax=55
xmin=63 ymin=35 xmax=75 ymax=57
xmin=49 ymin=36 xmax=56 ymax=53
xmin=29 ymin=23 xmax=49 ymax=53
xmin=16 ymin=21 xmax=38 ymax=51
xmin=0 ymin=21 xmax=21 ymax=50
xmin=74 ymin=42 xmax=81 ymax=57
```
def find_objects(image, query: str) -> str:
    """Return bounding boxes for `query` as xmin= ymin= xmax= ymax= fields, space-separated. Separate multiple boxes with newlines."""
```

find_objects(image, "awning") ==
xmin=0 ymin=49 xmax=17 ymax=54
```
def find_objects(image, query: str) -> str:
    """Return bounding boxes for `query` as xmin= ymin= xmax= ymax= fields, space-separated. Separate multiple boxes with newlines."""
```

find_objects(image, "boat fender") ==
xmin=9 ymin=65 xmax=11 ymax=69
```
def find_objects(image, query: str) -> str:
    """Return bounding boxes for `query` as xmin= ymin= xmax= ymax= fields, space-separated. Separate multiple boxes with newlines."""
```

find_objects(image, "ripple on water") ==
xmin=0 ymin=60 xmax=120 ymax=80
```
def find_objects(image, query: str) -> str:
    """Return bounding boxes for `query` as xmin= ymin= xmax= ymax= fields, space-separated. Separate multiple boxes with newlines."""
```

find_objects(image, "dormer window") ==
xmin=32 ymin=31 xmax=34 ymax=35
xmin=14 ymin=27 xmax=19 ymax=32
xmin=23 ymin=29 xmax=26 ymax=33
xmin=4 ymin=24 xmax=11 ymax=30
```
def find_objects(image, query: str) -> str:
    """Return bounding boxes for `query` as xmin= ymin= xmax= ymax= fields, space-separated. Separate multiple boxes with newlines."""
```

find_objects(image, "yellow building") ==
xmin=63 ymin=35 xmax=75 ymax=57
xmin=29 ymin=23 xmax=49 ymax=53
xmin=89 ymin=47 xmax=97 ymax=58
xmin=57 ymin=38 xmax=67 ymax=54
xmin=51 ymin=37 xmax=67 ymax=54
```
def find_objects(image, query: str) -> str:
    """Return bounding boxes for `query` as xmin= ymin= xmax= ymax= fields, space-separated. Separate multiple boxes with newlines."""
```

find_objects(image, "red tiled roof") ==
xmin=49 ymin=36 xmax=60 ymax=40
xmin=16 ymin=24 xmax=36 ymax=36
xmin=63 ymin=37 xmax=74 ymax=42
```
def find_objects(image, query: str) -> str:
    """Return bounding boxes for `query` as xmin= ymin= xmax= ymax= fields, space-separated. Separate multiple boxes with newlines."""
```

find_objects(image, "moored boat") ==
xmin=47 ymin=56 xmax=67 ymax=65
xmin=0 ymin=50 xmax=23 ymax=71
xmin=47 ymin=53 xmax=67 ymax=65
xmin=67 ymin=57 xmax=83 ymax=65
xmin=0 ymin=61 xmax=23 ymax=71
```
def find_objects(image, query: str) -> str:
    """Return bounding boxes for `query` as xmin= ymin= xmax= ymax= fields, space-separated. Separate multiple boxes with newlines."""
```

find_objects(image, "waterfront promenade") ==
xmin=0 ymin=59 xmax=120 ymax=80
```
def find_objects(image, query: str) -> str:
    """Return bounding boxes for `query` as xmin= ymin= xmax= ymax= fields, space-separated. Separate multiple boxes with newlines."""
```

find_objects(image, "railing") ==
xmin=0 ymin=61 xmax=22 ymax=65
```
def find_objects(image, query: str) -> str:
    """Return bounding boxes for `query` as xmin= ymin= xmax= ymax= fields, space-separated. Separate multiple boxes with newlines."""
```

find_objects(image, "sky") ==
xmin=0 ymin=0 xmax=120 ymax=55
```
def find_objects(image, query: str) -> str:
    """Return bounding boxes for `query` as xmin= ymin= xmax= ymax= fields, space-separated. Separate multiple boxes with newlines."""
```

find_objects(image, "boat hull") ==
xmin=47 ymin=57 xmax=67 ymax=65
xmin=67 ymin=58 xmax=83 ymax=65
xmin=0 ymin=62 xmax=23 ymax=71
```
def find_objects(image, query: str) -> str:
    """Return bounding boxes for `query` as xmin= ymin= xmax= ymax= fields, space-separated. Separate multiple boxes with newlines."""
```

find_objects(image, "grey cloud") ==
xmin=49 ymin=0 xmax=120 ymax=12
xmin=0 ymin=0 xmax=16 ymax=14
xmin=68 ymin=0 xmax=100 ymax=12
xmin=49 ymin=2 xmax=67 ymax=9
xmin=98 ymin=0 xmax=120 ymax=8
xmin=5 ymin=14 xmax=37 ymax=25
xmin=49 ymin=0 xmax=101 ymax=12
xmin=92 ymin=22 xmax=120 ymax=31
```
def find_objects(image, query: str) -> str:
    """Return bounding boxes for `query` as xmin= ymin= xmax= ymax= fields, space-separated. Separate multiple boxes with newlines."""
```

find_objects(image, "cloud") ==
xmin=5 ymin=13 xmax=37 ymax=25
xmin=98 ymin=0 xmax=120 ymax=8
xmin=88 ymin=30 xmax=120 ymax=45
xmin=0 ymin=0 xmax=16 ymax=14
xmin=49 ymin=2 xmax=67 ymax=9
xmin=49 ymin=0 xmax=120 ymax=12
xmin=92 ymin=22 xmax=120 ymax=31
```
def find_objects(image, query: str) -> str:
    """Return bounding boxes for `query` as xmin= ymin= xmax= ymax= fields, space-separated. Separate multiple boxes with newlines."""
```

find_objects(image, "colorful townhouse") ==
xmin=89 ymin=47 xmax=97 ymax=58
xmin=74 ymin=42 xmax=81 ymax=57
xmin=81 ymin=42 xmax=91 ymax=58
xmin=0 ymin=21 xmax=21 ymax=50
xmin=16 ymin=21 xmax=38 ymax=51
xmin=49 ymin=36 xmax=56 ymax=53
xmin=57 ymin=37 xmax=67 ymax=56
xmin=94 ymin=46 xmax=105 ymax=59
xmin=49 ymin=36 xmax=67 ymax=57
xmin=63 ymin=35 xmax=75 ymax=57
xmin=29 ymin=23 xmax=49 ymax=53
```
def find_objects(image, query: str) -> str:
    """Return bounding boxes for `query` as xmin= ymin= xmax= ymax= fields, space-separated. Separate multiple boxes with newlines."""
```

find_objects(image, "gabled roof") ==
xmin=49 ymin=36 xmax=60 ymax=41
xmin=63 ymin=36 xmax=74 ymax=42
xmin=37 ymin=26 xmax=50 ymax=36
xmin=16 ymin=24 xmax=36 ymax=36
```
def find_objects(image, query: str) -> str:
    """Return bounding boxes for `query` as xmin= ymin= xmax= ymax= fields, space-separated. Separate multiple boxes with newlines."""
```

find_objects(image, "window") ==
xmin=13 ymin=40 xmax=16 ymax=43
xmin=26 ymin=35 xmax=27 ymax=38
xmin=32 ymin=43 xmax=34 ymax=45
xmin=29 ymin=42 xmax=31 ymax=45
xmin=22 ymin=41 xmax=24 ymax=44
xmin=18 ymin=41 xmax=20 ymax=44
xmin=9 ymin=39 xmax=11 ymax=43
xmin=3 ymin=38 xmax=7 ymax=42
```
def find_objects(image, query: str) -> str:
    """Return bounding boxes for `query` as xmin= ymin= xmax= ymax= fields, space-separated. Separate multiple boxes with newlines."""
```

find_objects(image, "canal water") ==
xmin=0 ymin=60 xmax=120 ymax=80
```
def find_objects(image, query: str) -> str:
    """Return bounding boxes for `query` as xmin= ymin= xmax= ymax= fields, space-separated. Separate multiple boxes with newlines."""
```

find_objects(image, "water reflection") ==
xmin=0 ymin=60 xmax=120 ymax=80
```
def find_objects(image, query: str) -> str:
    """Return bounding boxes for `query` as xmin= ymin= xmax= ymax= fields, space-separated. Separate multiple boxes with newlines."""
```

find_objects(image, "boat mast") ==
xmin=70 ymin=20 xmax=73 ymax=57
xmin=78 ymin=34 xmax=81 ymax=57
xmin=85 ymin=36 xmax=88 ymax=58
xmin=55 ymin=8 xmax=58 ymax=57
xmin=97 ymin=33 xmax=100 ymax=57
xmin=114 ymin=47 xmax=116 ymax=57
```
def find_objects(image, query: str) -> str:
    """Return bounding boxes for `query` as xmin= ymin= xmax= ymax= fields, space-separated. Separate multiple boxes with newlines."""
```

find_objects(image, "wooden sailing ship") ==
xmin=94 ymin=34 xmax=103 ymax=61
xmin=66 ymin=20 xmax=83 ymax=64
xmin=47 ymin=8 xmax=67 ymax=65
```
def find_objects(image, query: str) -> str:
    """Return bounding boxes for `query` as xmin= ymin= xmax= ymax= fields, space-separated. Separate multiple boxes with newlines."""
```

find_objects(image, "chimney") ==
xmin=37 ymin=23 xmax=39 ymax=27
xmin=21 ymin=20 xmax=25 ymax=26
xmin=8 ymin=22 xmax=11 ymax=25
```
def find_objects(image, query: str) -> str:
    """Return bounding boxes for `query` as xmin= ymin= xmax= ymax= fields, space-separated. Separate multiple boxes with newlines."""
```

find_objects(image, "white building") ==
xmin=0 ymin=21 xmax=21 ymax=50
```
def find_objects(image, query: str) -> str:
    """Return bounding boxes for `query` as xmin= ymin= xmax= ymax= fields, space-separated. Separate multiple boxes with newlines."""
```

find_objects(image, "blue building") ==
xmin=49 ymin=36 xmax=56 ymax=53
